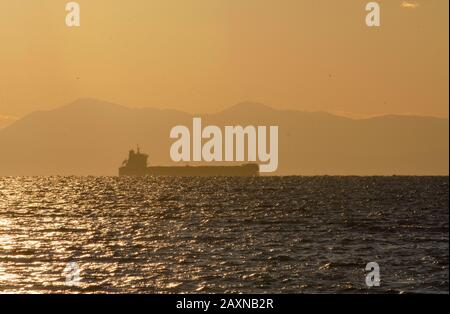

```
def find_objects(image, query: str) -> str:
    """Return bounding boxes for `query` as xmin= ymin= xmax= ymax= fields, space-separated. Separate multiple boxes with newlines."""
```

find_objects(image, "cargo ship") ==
xmin=119 ymin=147 xmax=259 ymax=177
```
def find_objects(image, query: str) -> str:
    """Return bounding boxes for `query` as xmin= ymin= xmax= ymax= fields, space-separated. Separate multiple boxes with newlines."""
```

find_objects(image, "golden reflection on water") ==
xmin=0 ymin=176 xmax=448 ymax=293
xmin=0 ymin=218 xmax=19 ymax=286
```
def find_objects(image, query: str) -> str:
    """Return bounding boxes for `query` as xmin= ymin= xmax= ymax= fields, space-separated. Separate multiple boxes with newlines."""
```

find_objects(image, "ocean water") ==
xmin=0 ymin=176 xmax=448 ymax=294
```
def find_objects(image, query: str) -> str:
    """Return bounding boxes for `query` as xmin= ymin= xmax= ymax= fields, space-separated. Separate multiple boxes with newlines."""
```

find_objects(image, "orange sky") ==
xmin=0 ymin=0 xmax=448 ymax=118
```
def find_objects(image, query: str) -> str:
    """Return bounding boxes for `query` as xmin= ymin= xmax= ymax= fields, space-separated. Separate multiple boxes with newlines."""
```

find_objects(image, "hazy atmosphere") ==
xmin=0 ymin=0 xmax=448 ymax=175
xmin=0 ymin=0 xmax=448 ymax=119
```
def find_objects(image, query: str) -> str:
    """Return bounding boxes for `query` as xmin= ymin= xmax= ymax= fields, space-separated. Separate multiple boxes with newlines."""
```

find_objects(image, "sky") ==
xmin=0 ymin=0 xmax=448 ymax=119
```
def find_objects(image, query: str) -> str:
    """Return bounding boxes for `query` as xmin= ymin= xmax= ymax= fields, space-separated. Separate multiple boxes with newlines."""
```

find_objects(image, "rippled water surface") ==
xmin=0 ymin=176 xmax=448 ymax=294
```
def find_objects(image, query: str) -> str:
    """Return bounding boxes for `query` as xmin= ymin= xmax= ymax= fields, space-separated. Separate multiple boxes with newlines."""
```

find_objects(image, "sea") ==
xmin=0 ymin=176 xmax=448 ymax=294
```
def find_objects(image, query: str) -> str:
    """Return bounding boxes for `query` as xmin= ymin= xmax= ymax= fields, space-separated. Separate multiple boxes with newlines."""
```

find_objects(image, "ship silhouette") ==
xmin=119 ymin=147 xmax=259 ymax=177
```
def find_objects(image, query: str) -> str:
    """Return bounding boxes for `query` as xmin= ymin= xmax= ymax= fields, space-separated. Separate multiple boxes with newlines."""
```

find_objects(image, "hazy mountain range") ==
xmin=0 ymin=98 xmax=448 ymax=176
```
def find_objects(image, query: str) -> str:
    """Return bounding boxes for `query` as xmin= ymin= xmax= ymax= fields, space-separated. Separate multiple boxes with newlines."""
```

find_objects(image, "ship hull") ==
xmin=119 ymin=164 xmax=259 ymax=177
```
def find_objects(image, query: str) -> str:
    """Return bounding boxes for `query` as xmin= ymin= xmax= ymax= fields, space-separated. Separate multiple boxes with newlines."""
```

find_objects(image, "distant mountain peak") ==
xmin=220 ymin=102 xmax=276 ymax=114
xmin=62 ymin=98 xmax=126 ymax=111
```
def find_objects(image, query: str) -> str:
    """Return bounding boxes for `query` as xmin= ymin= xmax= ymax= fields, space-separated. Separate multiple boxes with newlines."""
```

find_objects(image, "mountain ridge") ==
xmin=0 ymin=98 xmax=448 ymax=176
xmin=3 ymin=98 xmax=447 ymax=127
